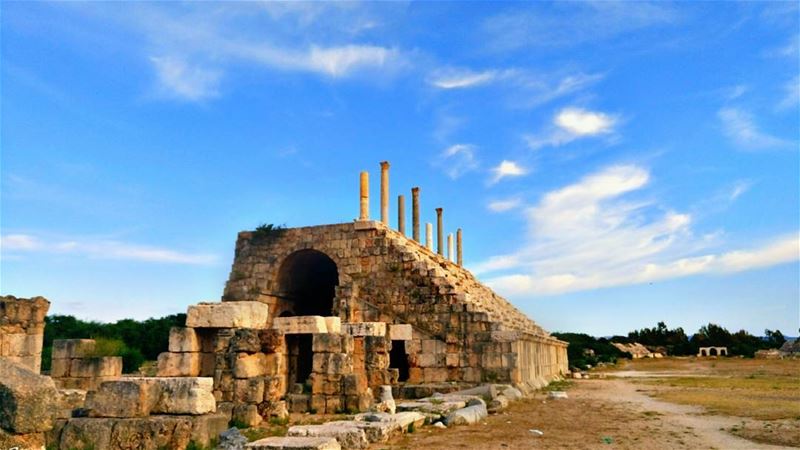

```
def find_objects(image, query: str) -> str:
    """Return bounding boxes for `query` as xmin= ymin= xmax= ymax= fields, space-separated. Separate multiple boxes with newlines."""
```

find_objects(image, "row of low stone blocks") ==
xmin=51 ymin=339 xmax=123 ymax=390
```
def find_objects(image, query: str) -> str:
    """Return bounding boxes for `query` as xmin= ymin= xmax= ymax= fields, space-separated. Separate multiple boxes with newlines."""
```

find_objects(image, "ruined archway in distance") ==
xmin=277 ymin=249 xmax=339 ymax=317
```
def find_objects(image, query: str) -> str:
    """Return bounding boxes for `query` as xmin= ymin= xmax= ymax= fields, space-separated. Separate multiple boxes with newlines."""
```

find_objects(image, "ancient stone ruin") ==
xmin=697 ymin=346 xmax=728 ymax=357
xmin=1 ymin=295 xmax=49 ymax=373
xmin=0 ymin=162 xmax=569 ymax=449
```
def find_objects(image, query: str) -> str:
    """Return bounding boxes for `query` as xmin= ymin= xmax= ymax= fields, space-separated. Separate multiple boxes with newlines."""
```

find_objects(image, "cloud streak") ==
xmin=718 ymin=107 xmax=790 ymax=150
xmin=489 ymin=160 xmax=527 ymax=184
xmin=1 ymin=233 xmax=216 ymax=265
xmin=473 ymin=165 xmax=799 ymax=296
xmin=526 ymin=107 xmax=618 ymax=150
xmin=438 ymin=144 xmax=479 ymax=179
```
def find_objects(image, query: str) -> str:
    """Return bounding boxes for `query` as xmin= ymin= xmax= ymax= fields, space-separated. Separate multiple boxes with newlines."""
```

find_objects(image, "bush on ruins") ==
xmin=42 ymin=313 xmax=186 ymax=373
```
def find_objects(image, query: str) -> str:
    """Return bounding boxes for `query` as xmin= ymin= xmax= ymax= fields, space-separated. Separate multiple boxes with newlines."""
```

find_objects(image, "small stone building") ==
xmin=157 ymin=162 xmax=568 ymax=421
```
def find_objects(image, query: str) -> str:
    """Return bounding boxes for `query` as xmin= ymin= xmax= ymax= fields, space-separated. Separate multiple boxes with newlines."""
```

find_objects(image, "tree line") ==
xmin=42 ymin=313 xmax=186 ymax=373
xmin=554 ymin=321 xmax=788 ymax=370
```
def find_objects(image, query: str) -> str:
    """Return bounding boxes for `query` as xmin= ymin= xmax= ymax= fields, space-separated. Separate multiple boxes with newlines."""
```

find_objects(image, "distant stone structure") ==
xmin=611 ymin=342 xmax=664 ymax=359
xmin=697 ymin=346 xmax=728 ymax=357
xmin=0 ymin=295 xmax=49 ymax=373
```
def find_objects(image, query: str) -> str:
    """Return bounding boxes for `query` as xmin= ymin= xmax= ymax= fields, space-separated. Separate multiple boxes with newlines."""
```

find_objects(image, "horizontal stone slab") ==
xmin=388 ymin=324 xmax=412 ymax=341
xmin=87 ymin=377 xmax=215 ymax=417
xmin=342 ymin=322 xmax=386 ymax=337
xmin=186 ymin=301 xmax=270 ymax=329
xmin=52 ymin=339 xmax=96 ymax=359
xmin=70 ymin=357 xmax=122 ymax=378
xmin=246 ymin=436 xmax=341 ymax=450
xmin=157 ymin=352 xmax=201 ymax=377
xmin=169 ymin=327 xmax=201 ymax=352
xmin=272 ymin=316 xmax=339 ymax=334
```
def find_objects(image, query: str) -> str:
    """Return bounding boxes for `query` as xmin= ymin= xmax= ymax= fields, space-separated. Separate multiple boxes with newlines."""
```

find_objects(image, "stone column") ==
xmin=456 ymin=228 xmax=463 ymax=266
xmin=397 ymin=195 xmax=405 ymax=235
xmin=425 ymin=223 xmax=433 ymax=250
xmin=359 ymin=171 xmax=369 ymax=221
xmin=380 ymin=161 xmax=390 ymax=225
xmin=447 ymin=233 xmax=454 ymax=261
xmin=435 ymin=208 xmax=444 ymax=256
xmin=411 ymin=187 xmax=420 ymax=242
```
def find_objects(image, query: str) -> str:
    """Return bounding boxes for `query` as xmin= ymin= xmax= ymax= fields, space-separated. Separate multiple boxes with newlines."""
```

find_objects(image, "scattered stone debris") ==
xmin=611 ymin=342 xmax=664 ymax=359
xmin=530 ymin=429 xmax=544 ymax=436
xmin=547 ymin=391 xmax=568 ymax=400
xmin=219 ymin=427 xmax=249 ymax=450
xmin=246 ymin=436 xmax=341 ymax=450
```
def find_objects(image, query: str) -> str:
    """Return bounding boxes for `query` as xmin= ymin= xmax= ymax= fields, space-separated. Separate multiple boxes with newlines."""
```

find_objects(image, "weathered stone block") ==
xmin=235 ymin=378 xmax=265 ymax=403
xmin=231 ymin=328 xmax=262 ymax=353
xmin=0 ymin=361 xmax=57 ymax=433
xmin=157 ymin=351 xmax=201 ymax=377
xmin=246 ymin=436 xmax=342 ymax=450
xmin=234 ymin=352 xmax=267 ymax=378
xmin=288 ymin=394 xmax=311 ymax=413
xmin=388 ymin=324 xmax=412 ymax=341
xmin=70 ymin=357 xmax=122 ymax=378
xmin=0 ymin=428 xmax=46 ymax=450
xmin=233 ymin=404 xmax=262 ymax=427
xmin=324 ymin=317 xmax=341 ymax=334
xmin=343 ymin=322 xmax=386 ymax=337
xmin=58 ymin=417 xmax=113 ymax=450
xmin=168 ymin=327 xmax=201 ymax=352
xmin=51 ymin=357 xmax=71 ymax=378
xmin=146 ymin=377 xmax=216 ymax=415
xmin=272 ymin=316 xmax=328 ymax=334
xmin=52 ymin=339 xmax=96 ymax=359
xmin=259 ymin=329 xmax=286 ymax=353
xmin=86 ymin=379 xmax=153 ymax=418
xmin=55 ymin=388 xmax=87 ymax=419
xmin=312 ymin=353 xmax=352 ymax=375
xmin=186 ymin=301 xmax=270 ymax=329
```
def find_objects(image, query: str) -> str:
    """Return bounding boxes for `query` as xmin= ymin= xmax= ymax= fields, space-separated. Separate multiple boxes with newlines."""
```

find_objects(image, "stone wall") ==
xmin=221 ymin=220 xmax=568 ymax=388
xmin=0 ymin=295 xmax=49 ymax=373
xmin=51 ymin=339 xmax=123 ymax=390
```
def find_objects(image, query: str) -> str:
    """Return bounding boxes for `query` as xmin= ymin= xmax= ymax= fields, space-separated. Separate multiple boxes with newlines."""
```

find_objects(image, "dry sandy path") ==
xmin=586 ymin=377 xmax=796 ymax=450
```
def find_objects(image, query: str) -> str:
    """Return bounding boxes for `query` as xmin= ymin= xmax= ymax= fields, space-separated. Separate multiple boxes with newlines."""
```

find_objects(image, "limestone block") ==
xmin=0 ymin=333 xmax=26 ymax=356
xmin=51 ymin=357 xmax=71 ymax=378
xmin=235 ymin=378 xmax=265 ymax=403
xmin=146 ymin=377 xmax=216 ymax=415
xmin=0 ymin=361 xmax=58 ymax=433
xmin=55 ymin=389 xmax=88 ymax=419
xmin=312 ymin=353 xmax=352 ymax=375
xmin=288 ymin=423 xmax=369 ymax=450
xmin=231 ymin=328 xmax=262 ymax=353
xmin=0 ymin=428 xmax=45 ymax=450
xmin=324 ymin=317 xmax=341 ymax=334
xmin=168 ymin=327 xmax=201 ymax=352
xmin=444 ymin=403 xmax=488 ymax=426
xmin=272 ymin=316 xmax=328 ymax=334
xmin=233 ymin=404 xmax=263 ymax=427
xmin=52 ymin=339 xmax=96 ymax=360
xmin=70 ymin=357 xmax=123 ymax=378
xmin=288 ymin=394 xmax=311 ymax=413
xmin=157 ymin=352 xmax=201 ymax=377
xmin=234 ymin=352 xmax=267 ymax=378
xmin=201 ymin=352 xmax=216 ymax=376
xmin=388 ymin=324 xmax=412 ymax=341
xmin=247 ymin=436 xmax=341 ymax=450
xmin=264 ymin=353 xmax=286 ymax=377
xmin=86 ymin=379 xmax=153 ymax=418
xmin=259 ymin=329 xmax=286 ymax=353
xmin=343 ymin=322 xmax=386 ymax=337
xmin=186 ymin=301 xmax=270 ymax=329
xmin=58 ymin=417 xmax=113 ymax=450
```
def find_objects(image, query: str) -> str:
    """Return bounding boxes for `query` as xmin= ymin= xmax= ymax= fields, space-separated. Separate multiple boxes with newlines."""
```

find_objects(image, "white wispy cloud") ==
xmin=526 ymin=107 xmax=618 ymax=150
xmin=428 ymin=69 xmax=498 ymax=89
xmin=483 ymin=2 xmax=678 ymax=51
xmin=473 ymin=165 xmax=799 ymax=296
xmin=778 ymin=75 xmax=800 ymax=111
xmin=150 ymin=56 xmax=221 ymax=101
xmin=728 ymin=180 xmax=752 ymax=201
xmin=488 ymin=198 xmax=523 ymax=212
xmin=438 ymin=144 xmax=479 ymax=179
xmin=718 ymin=107 xmax=790 ymax=150
xmin=489 ymin=160 xmax=528 ymax=184
xmin=0 ymin=233 xmax=215 ymax=265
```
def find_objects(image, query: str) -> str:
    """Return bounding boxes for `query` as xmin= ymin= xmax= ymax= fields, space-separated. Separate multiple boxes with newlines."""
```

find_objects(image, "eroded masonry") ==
xmin=0 ymin=162 xmax=568 ymax=449
xmin=156 ymin=162 xmax=568 ymax=419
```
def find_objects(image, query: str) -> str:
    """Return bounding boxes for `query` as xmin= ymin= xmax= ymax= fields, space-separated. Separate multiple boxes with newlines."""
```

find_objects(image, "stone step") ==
xmin=246 ymin=436 xmax=341 ymax=450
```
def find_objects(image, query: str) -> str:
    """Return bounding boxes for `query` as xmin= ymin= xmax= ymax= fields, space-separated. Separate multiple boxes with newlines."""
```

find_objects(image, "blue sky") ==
xmin=1 ymin=2 xmax=798 ymax=336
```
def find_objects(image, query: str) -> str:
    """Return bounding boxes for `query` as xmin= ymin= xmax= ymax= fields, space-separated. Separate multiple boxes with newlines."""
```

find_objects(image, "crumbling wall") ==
xmin=222 ymin=221 xmax=568 ymax=386
xmin=51 ymin=339 xmax=123 ymax=390
xmin=0 ymin=295 xmax=49 ymax=373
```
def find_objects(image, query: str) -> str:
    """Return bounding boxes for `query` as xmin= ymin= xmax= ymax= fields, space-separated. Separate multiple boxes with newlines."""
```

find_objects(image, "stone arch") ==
xmin=709 ymin=347 xmax=718 ymax=356
xmin=719 ymin=347 xmax=728 ymax=356
xmin=699 ymin=348 xmax=707 ymax=357
xmin=276 ymin=249 xmax=339 ymax=317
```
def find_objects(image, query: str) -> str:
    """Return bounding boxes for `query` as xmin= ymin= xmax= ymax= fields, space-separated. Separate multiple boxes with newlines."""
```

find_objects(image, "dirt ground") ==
xmin=379 ymin=358 xmax=800 ymax=450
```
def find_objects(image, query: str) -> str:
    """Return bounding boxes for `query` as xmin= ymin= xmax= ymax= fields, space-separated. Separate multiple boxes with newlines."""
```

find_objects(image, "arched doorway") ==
xmin=277 ymin=249 xmax=339 ymax=317
xmin=709 ymin=348 xmax=718 ymax=356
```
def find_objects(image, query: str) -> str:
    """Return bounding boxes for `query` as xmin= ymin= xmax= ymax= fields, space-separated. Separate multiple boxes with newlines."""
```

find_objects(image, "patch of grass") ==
xmin=542 ymin=380 xmax=574 ymax=392
xmin=251 ymin=223 xmax=287 ymax=244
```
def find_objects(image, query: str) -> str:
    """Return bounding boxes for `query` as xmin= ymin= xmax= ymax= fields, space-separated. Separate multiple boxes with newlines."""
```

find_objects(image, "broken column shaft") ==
xmin=436 ymin=208 xmax=444 ymax=256
xmin=411 ymin=187 xmax=420 ymax=242
xmin=359 ymin=171 xmax=369 ymax=220
xmin=457 ymin=228 xmax=463 ymax=266
xmin=380 ymin=161 xmax=390 ymax=225
xmin=398 ymin=195 xmax=405 ymax=235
